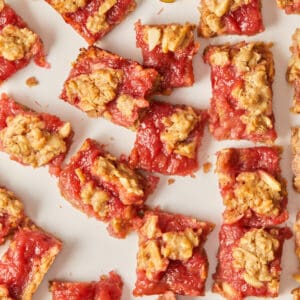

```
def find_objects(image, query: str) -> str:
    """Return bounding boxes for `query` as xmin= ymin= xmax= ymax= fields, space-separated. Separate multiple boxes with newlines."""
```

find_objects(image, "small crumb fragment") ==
xmin=110 ymin=136 xmax=115 ymax=141
xmin=168 ymin=178 xmax=175 ymax=185
xmin=203 ymin=162 xmax=212 ymax=173
xmin=26 ymin=76 xmax=39 ymax=87
xmin=160 ymin=0 xmax=175 ymax=2
xmin=157 ymin=7 xmax=164 ymax=15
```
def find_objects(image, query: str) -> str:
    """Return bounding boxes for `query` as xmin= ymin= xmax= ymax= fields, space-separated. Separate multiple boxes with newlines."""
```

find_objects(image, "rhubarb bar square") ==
xmin=44 ymin=0 xmax=136 ymax=44
xmin=129 ymin=101 xmax=207 ymax=176
xmin=58 ymin=138 xmax=158 ymax=238
xmin=0 ymin=0 xmax=49 ymax=84
xmin=277 ymin=0 xmax=300 ymax=14
xmin=133 ymin=210 xmax=214 ymax=296
xmin=287 ymin=29 xmax=300 ymax=113
xmin=204 ymin=41 xmax=276 ymax=143
xmin=60 ymin=46 xmax=160 ymax=129
xmin=198 ymin=0 xmax=264 ymax=38
xmin=0 ymin=222 xmax=62 ymax=299
xmin=0 ymin=187 xmax=24 ymax=244
xmin=135 ymin=21 xmax=199 ymax=93
xmin=216 ymin=147 xmax=288 ymax=227
xmin=0 ymin=93 xmax=73 ymax=176
xmin=50 ymin=271 xmax=123 ymax=300
xmin=213 ymin=224 xmax=292 ymax=299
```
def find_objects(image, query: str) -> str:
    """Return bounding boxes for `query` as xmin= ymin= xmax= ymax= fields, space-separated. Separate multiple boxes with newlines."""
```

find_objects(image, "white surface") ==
xmin=0 ymin=0 xmax=299 ymax=299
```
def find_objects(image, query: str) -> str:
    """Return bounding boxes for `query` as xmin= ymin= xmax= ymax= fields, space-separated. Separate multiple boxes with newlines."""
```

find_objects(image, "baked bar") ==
xmin=277 ymin=0 xmax=300 ymax=14
xmin=216 ymin=147 xmax=288 ymax=227
xmin=60 ymin=46 xmax=160 ymax=129
xmin=135 ymin=21 xmax=199 ymax=93
xmin=129 ymin=101 xmax=207 ymax=176
xmin=0 ymin=0 xmax=49 ymax=84
xmin=198 ymin=0 xmax=264 ymax=38
xmin=50 ymin=271 xmax=123 ymax=300
xmin=287 ymin=29 xmax=300 ymax=113
xmin=0 ymin=222 xmax=62 ymax=299
xmin=204 ymin=41 xmax=276 ymax=143
xmin=58 ymin=138 xmax=158 ymax=238
xmin=213 ymin=224 xmax=292 ymax=299
xmin=44 ymin=0 xmax=136 ymax=44
xmin=133 ymin=209 xmax=214 ymax=296
xmin=0 ymin=93 xmax=73 ymax=176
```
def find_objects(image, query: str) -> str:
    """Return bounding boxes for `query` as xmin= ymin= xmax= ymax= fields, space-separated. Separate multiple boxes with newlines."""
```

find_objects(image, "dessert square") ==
xmin=129 ymin=101 xmax=207 ymax=176
xmin=0 ymin=0 xmax=49 ymax=84
xmin=198 ymin=0 xmax=264 ymax=38
xmin=213 ymin=224 xmax=292 ymax=299
xmin=0 ymin=187 xmax=24 ymax=244
xmin=0 ymin=222 xmax=62 ymax=299
xmin=135 ymin=21 xmax=199 ymax=93
xmin=44 ymin=0 xmax=136 ymax=44
xmin=133 ymin=210 xmax=214 ymax=296
xmin=0 ymin=93 xmax=73 ymax=176
xmin=204 ymin=41 xmax=276 ymax=143
xmin=60 ymin=46 xmax=160 ymax=129
xmin=287 ymin=29 xmax=300 ymax=113
xmin=216 ymin=147 xmax=288 ymax=227
xmin=50 ymin=271 xmax=123 ymax=300
xmin=277 ymin=0 xmax=300 ymax=14
xmin=58 ymin=138 xmax=158 ymax=238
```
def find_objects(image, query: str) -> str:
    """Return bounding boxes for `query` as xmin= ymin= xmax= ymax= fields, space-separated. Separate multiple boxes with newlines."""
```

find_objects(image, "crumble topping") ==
xmin=0 ymin=114 xmax=71 ymax=167
xmin=0 ymin=25 xmax=37 ymax=61
xmin=92 ymin=155 xmax=144 ymax=204
xmin=160 ymin=107 xmax=198 ymax=158
xmin=51 ymin=0 xmax=87 ymax=14
xmin=224 ymin=171 xmax=282 ymax=223
xmin=232 ymin=229 xmax=279 ymax=289
xmin=0 ymin=188 xmax=23 ymax=222
xmin=86 ymin=0 xmax=117 ymax=34
xmin=292 ymin=128 xmax=300 ymax=192
xmin=116 ymin=95 xmax=138 ymax=118
xmin=65 ymin=69 xmax=122 ymax=116
xmin=144 ymin=24 xmax=194 ymax=53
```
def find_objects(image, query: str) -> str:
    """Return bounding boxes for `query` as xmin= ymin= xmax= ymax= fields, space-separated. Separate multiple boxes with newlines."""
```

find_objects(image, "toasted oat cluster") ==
xmin=129 ymin=101 xmax=207 ymax=176
xmin=0 ymin=94 xmax=73 ymax=176
xmin=204 ymin=41 xmax=276 ymax=143
xmin=198 ymin=0 xmax=264 ymax=38
xmin=0 ymin=0 xmax=49 ymax=84
xmin=277 ymin=0 xmax=300 ymax=14
xmin=44 ymin=0 xmax=136 ymax=44
xmin=157 ymin=291 xmax=177 ymax=300
xmin=216 ymin=147 xmax=288 ymax=227
xmin=213 ymin=224 xmax=292 ymax=300
xmin=133 ymin=210 xmax=214 ymax=297
xmin=50 ymin=271 xmax=123 ymax=300
xmin=60 ymin=46 xmax=160 ymax=129
xmin=0 ymin=221 xmax=62 ymax=300
xmin=58 ymin=138 xmax=158 ymax=238
xmin=0 ymin=187 xmax=24 ymax=244
xmin=135 ymin=21 xmax=199 ymax=93
xmin=287 ymin=29 xmax=300 ymax=113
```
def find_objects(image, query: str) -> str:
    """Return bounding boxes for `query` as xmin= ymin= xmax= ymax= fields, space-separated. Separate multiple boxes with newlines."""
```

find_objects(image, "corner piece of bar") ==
xmin=204 ymin=41 xmax=276 ymax=143
xmin=135 ymin=20 xmax=199 ymax=93
xmin=58 ymin=138 xmax=158 ymax=238
xmin=213 ymin=224 xmax=292 ymax=300
xmin=198 ymin=0 xmax=264 ymax=38
xmin=50 ymin=271 xmax=123 ymax=300
xmin=60 ymin=46 xmax=160 ymax=129
xmin=44 ymin=0 xmax=136 ymax=44
xmin=0 ymin=93 xmax=73 ymax=176
xmin=215 ymin=147 xmax=288 ymax=227
xmin=129 ymin=100 xmax=207 ymax=176
xmin=133 ymin=209 xmax=214 ymax=297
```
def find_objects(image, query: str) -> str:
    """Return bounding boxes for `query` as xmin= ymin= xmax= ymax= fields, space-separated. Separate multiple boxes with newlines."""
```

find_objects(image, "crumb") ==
xmin=157 ymin=7 xmax=164 ymax=15
xmin=110 ymin=137 xmax=114 ymax=141
xmin=59 ymin=204 xmax=62 ymax=208
xmin=190 ymin=173 xmax=196 ymax=179
xmin=26 ymin=76 xmax=39 ymax=87
xmin=203 ymin=162 xmax=212 ymax=173
xmin=168 ymin=178 xmax=175 ymax=185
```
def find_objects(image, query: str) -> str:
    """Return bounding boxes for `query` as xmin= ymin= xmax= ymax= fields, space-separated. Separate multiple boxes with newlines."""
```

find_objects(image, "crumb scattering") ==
xmin=26 ymin=76 xmax=39 ymax=87
xmin=203 ymin=162 xmax=212 ymax=173
xmin=168 ymin=178 xmax=175 ymax=185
